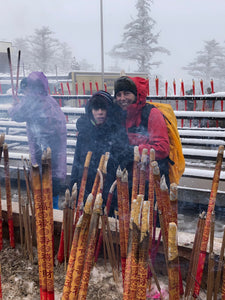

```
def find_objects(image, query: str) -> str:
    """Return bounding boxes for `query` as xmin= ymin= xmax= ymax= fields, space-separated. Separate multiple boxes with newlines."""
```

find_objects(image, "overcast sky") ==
xmin=1 ymin=0 xmax=225 ymax=89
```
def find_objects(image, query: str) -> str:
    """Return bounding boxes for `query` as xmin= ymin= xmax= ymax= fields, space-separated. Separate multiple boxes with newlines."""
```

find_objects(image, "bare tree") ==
xmin=109 ymin=0 xmax=170 ymax=73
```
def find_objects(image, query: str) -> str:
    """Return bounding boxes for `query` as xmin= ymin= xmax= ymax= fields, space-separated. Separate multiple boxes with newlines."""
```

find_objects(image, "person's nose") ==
xmin=119 ymin=92 xmax=126 ymax=101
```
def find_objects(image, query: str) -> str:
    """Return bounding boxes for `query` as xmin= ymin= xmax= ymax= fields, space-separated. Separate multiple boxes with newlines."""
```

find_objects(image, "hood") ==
xmin=26 ymin=72 xmax=49 ymax=95
xmin=125 ymin=76 xmax=149 ymax=128
xmin=128 ymin=76 xmax=149 ymax=107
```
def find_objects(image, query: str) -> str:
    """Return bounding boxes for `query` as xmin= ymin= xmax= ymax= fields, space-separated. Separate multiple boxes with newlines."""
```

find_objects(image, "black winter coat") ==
xmin=70 ymin=114 xmax=133 ymax=210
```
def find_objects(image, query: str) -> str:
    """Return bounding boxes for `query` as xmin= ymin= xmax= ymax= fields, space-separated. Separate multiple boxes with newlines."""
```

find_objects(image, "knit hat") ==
xmin=86 ymin=90 xmax=113 ymax=115
xmin=114 ymin=76 xmax=137 ymax=97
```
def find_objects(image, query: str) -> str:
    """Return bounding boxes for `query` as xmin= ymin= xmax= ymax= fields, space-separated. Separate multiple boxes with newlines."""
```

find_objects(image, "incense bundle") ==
xmin=168 ymin=222 xmax=179 ymax=300
xmin=77 ymin=194 xmax=103 ymax=300
xmin=193 ymin=145 xmax=224 ymax=297
xmin=185 ymin=211 xmax=206 ymax=298
xmin=58 ymin=185 xmax=77 ymax=264
xmin=102 ymin=207 xmax=118 ymax=282
xmin=94 ymin=180 xmax=117 ymax=264
xmin=3 ymin=143 xmax=15 ymax=248
xmin=136 ymin=201 xmax=150 ymax=300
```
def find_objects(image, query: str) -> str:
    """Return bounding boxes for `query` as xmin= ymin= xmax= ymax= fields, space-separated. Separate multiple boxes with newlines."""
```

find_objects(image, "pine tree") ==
xmin=28 ymin=26 xmax=59 ymax=73
xmin=183 ymin=39 xmax=225 ymax=85
xmin=109 ymin=0 xmax=169 ymax=73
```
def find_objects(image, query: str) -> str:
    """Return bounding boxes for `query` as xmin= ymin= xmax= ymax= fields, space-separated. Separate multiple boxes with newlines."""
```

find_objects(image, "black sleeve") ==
xmin=70 ymin=132 xmax=84 ymax=192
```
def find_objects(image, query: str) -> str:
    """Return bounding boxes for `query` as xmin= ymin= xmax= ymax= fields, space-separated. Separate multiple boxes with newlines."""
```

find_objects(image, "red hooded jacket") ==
xmin=125 ymin=76 xmax=170 ymax=160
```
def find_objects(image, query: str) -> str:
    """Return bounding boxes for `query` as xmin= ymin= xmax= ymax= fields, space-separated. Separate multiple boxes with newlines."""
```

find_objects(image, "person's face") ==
xmin=92 ymin=108 xmax=107 ymax=125
xmin=115 ymin=91 xmax=136 ymax=111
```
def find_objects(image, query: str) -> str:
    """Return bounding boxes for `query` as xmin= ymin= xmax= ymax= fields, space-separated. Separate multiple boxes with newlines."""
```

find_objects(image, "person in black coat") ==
xmin=70 ymin=91 xmax=132 ymax=215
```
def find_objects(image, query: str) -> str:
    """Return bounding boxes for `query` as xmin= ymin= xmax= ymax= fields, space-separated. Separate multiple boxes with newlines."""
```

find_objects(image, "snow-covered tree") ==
xmin=183 ymin=39 xmax=225 ymax=84
xmin=56 ymin=42 xmax=73 ymax=74
xmin=109 ymin=0 xmax=170 ymax=73
xmin=71 ymin=57 xmax=80 ymax=70
xmin=27 ymin=26 xmax=60 ymax=73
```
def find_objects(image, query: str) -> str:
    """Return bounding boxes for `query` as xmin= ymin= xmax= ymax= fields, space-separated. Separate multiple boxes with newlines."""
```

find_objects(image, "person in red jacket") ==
xmin=114 ymin=76 xmax=170 ymax=185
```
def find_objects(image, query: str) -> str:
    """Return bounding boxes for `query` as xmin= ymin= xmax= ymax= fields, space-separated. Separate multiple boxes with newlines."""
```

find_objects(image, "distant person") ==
xmin=70 ymin=91 xmax=132 ymax=215
xmin=201 ymin=87 xmax=214 ymax=127
xmin=185 ymin=88 xmax=194 ymax=111
xmin=114 ymin=76 xmax=170 ymax=186
xmin=8 ymin=71 xmax=67 ymax=209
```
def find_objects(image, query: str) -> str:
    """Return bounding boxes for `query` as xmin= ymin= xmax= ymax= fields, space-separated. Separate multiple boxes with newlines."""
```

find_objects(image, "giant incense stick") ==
xmin=69 ymin=193 xmax=93 ymax=299
xmin=62 ymin=194 xmax=92 ymax=300
xmin=123 ymin=196 xmax=143 ymax=300
xmin=42 ymin=157 xmax=54 ymax=300
xmin=32 ymin=165 xmax=47 ymax=300
xmin=121 ymin=169 xmax=130 ymax=256
xmin=77 ymin=194 xmax=103 ymax=300
xmin=3 ymin=143 xmax=15 ymax=248
xmin=139 ymin=148 xmax=148 ymax=195
xmin=129 ymin=195 xmax=143 ymax=299
xmin=136 ymin=201 xmax=150 ymax=300
xmin=148 ymin=148 xmax=155 ymax=251
xmin=17 ymin=168 xmax=24 ymax=253
xmin=193 ymin=145 xmax=224 ymax=297
xmin=0 ymin=184 xmax=2 ymax=251
xmin=132 ymin=146 xmax=140 ymax=202
xmin=116 ymin=166 xmax=126 ymax=281
xmin=90 ymin=154 xmax=105 ymax=204
xmin=7 ymin=47 xmax=15 ymax=98
xmin=168 ymin=222 xmax=179 ymax=300
xmin=207 ymin=212 xmax=215 ymax=300
xmin=15 ymin=50 xmax=21 ymax=96
xmin=63 ymin=189 xmax=70 ymax=270
xmin=214 ymin=226 xmax=225 ymax=299
xmin=62 ymin=216 xmax=82 ymax=300
xmin=74 ymin=151 xmax=92 ymax=227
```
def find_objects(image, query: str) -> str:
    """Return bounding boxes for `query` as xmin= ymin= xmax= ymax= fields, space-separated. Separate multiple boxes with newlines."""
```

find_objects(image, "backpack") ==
xmin=141 ymin=102 xmax=185 ymax=185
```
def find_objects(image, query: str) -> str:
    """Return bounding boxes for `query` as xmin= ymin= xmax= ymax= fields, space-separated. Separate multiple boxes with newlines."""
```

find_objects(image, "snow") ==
xmin=179 ymin=129 xmax=225 ymax=137
xmin=181 ymin=138 xmax=225 ymax=145
xmin=182 ymin=147 xmax=225 ymax=158
xmin=184 ymin=167 xmax=225 ymax=180
xmin=175 ymin=110 xmax=225 ymax=118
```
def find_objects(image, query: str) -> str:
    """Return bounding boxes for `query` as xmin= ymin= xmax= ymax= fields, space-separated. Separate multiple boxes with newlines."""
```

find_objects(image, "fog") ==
xmin=1 ymin=0 xmax=225 ymax=86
